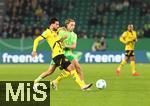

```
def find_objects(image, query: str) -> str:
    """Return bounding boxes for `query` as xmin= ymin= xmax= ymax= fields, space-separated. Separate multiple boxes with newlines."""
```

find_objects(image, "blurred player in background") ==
xmin=116 ymin=24 xmax=140 ymax=76
xmin=32 ymin=18 xmax=92 ymax=90
xmin=51 ymin=18 xmax=87 ymax=88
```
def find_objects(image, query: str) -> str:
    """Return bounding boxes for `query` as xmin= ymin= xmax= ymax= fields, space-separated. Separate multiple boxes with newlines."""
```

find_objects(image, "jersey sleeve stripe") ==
xmin=41 ymin=35 xmax=46 ymax=39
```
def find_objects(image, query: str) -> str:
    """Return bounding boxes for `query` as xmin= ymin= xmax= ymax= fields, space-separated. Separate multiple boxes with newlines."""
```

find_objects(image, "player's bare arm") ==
xmin=64 ymin=42 xmax=76 ymax=49
xmin=59 ymin=34 xmax=68 ymax=42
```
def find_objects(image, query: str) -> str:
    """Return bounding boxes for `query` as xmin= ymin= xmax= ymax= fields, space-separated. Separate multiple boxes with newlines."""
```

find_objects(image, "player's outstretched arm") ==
xmin=32 ymin=36 xmax=44 ymax=58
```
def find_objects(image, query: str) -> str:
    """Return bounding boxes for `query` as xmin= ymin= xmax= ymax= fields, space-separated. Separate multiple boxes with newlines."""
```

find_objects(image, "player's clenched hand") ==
xmin=31 ymin=51 xmax=37 ymax=58
xmin=132 ymin=39 xmax=137 ymax=42
xmin=59 ymin=35 xmax=68 ymax=42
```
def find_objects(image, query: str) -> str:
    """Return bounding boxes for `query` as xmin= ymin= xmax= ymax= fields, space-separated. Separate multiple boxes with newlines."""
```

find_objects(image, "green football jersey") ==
xmin=50 ymin=27 xmax=78 ymax=65
xmin=58 ymin=27 xmax=77 ymax=54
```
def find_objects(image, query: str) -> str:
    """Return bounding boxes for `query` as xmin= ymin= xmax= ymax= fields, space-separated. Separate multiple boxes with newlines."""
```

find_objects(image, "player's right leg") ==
xmin=116 ymin=56 xmax=128 ymax=76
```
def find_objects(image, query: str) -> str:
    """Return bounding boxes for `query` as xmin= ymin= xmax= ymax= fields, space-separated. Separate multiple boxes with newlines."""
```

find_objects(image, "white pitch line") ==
xmin=0 ymin=38 xmax=45 ymax=51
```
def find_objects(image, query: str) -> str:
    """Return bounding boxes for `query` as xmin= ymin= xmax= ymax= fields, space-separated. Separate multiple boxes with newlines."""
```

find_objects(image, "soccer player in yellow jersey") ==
xmin=32 ymin=18 xmax=92 ymax=90
xmin=116 ymin=24 xmax=140 ymax=76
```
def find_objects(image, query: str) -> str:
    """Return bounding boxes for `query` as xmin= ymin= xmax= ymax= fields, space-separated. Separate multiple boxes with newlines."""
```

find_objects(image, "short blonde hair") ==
xmin=65 ymin=18 xmax=75 ymax=25
xmin=128 ymin=24 xmax=134 ymax=28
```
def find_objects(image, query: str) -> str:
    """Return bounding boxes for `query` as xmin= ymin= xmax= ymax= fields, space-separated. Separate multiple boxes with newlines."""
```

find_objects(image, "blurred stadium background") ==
xmin=0 ymin=0 xmax=150 ymax=106
xmin=0 ymin=0 xmax=150 ymax=63
xmin=0 ymin=0 xmax=149 ymax=38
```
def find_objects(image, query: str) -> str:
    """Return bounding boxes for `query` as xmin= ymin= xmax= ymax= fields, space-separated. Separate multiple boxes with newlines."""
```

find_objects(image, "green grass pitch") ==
xmin=0 ymin=64 xmax=150 ymax=106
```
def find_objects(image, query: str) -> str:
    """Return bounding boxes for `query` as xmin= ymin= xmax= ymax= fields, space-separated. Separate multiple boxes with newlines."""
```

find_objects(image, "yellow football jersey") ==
xmin=120 ymin=30 xmax=137 ymax=50
xmin=41 ymin=28 xmax=63 ymax=58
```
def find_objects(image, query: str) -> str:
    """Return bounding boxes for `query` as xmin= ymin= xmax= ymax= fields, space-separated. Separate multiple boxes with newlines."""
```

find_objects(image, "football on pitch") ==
xmin=96 ymin=79 xmax=106 ymax=89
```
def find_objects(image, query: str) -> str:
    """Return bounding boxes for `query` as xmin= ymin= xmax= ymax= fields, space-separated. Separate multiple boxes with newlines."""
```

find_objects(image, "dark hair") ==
xmin=50 ymin=18 xmax=58 ymax=25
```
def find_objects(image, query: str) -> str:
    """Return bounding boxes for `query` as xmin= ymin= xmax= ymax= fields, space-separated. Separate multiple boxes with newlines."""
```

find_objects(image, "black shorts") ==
xmin=53 ymin=54 xmax=71 ymax=70
xmin=125 ymin=50 xmax=134 ymax=57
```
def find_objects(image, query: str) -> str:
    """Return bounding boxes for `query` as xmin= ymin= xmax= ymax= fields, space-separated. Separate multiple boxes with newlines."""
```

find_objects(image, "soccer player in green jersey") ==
xmin=51 ymin=18 xmax=87 ymax=88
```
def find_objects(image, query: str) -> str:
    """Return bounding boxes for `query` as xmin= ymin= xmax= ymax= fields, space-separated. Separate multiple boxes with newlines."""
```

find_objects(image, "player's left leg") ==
xmin=34 ymin=64 xmax=56 ymax=84
xmin=33 ymin=64 xmax=57 ymax=91
xmin=71 ymin=59 xmax=86 ymax=84
xmin=130 ymin=56 xmax=140 ymax=76
xmin=71 ymin=59 xmax=84 ymax=80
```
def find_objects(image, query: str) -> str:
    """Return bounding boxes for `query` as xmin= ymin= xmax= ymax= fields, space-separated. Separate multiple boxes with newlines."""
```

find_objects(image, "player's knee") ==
xmin=77 ymin=70 xmax=82 ymax=76
xmin=130 ymin=58 xmax=135 ymax=61
xmin=67 ymin=64 xmax=75 ymax=71
xmin=73 ymin=61 xmax=80 ymax=70
xmin=45 ymin=71 xmax=50 ymax=76
xmin=46 ymin=69 xmax=53 ymax=75
xmin=71 ymin=64 xmax=75 ymax=70
xmin=125 ymin=58 xmax=128 ymax=62
xmin=130 ymin=56 xmax=135 ymax=61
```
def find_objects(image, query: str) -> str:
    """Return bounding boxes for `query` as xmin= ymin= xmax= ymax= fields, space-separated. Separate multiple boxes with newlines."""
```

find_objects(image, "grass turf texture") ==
xmin=0 ymin=64 xmax=150 ymax=106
